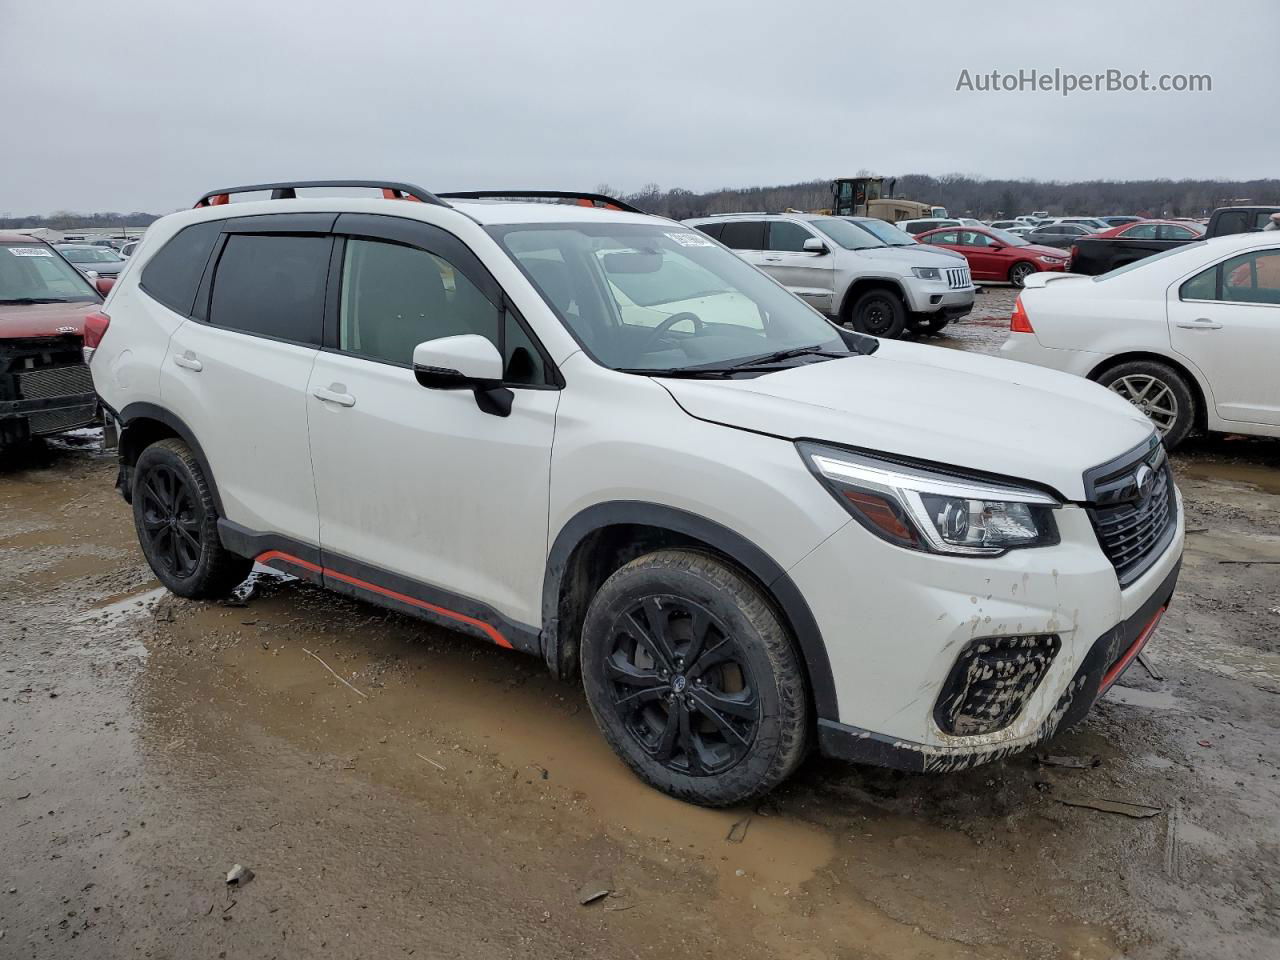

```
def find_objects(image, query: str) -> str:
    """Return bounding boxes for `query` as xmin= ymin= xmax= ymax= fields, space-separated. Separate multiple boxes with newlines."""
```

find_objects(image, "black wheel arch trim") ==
xmin=542 ymin=501 xmax=840 ymax=722
xmin=116 ymin=402 xmax=226 ymax=515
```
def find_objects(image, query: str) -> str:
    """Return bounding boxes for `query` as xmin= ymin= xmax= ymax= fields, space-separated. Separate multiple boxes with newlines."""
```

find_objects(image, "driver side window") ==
xmin=339 ymin=238 xmax=546 ymax=383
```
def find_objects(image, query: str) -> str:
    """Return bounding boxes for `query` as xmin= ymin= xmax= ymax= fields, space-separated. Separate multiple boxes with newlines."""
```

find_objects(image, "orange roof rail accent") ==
xmin=382 ymin=188 xmax=424 ymax=202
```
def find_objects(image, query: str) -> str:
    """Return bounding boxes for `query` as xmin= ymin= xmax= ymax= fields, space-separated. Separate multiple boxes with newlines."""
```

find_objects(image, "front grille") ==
xmin=945 ymin=266 xmax=971 ymax=289
xmin=29 ymin=405 xmax=97 ymax=436
xmin=1084 ymin=440 xmax=1177 ymax=585
xmin=934 ymin=634 xmax=1061 ymax=736
xmin=16 ymin=362 xmax=94 ymax=401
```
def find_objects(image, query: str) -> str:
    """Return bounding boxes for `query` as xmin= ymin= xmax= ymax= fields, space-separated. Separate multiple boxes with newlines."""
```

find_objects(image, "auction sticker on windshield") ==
xmin=665 ymin=231 xmax=714 ymax=247
xmin=7 ymin=247 xmax=54 ymax=257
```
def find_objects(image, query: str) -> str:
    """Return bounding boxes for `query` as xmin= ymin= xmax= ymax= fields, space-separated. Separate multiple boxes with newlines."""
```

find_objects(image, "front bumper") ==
xmin=816 ymin=558 xmax=1179 ymax=771
xmin=788 ymin=491 xmax=1184 ymax=771
xmin=903 ymin=282 xmax=976 ymax=316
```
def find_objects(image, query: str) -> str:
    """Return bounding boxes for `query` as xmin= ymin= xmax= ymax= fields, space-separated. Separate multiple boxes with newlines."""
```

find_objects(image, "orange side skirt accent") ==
xmin=254 ymin=551 xmax=512 ymax=649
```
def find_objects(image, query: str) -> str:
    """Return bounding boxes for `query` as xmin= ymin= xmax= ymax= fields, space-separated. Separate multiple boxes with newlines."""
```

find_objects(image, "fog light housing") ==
xmin=934 ymin=634 xmax=1060 ymax=736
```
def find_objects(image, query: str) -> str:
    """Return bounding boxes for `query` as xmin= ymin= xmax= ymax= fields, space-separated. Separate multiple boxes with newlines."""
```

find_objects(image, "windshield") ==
xmin=987 ymin=228 xmax=1030 ymax=247
xmin=845 ymin=218 xmax=916 ymax=246
xmin=491 ymin=222 xmax=848 ymax=373
xmin=58 ymin=245 xmax=123 ymax=264
xmin=0 ymin=243 xmax=98 ymax=302
xmin=808 ymin=218 xmax=885 ymax=250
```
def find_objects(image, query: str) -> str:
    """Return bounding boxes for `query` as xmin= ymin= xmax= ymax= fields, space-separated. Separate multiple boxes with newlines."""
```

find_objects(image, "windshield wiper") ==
xmin=0 ymin=297 xmax=71 ymax=305
xmin=725 ymin=345 xmax=851 ymax=369
xmin=617 ymin=366 xmax=735 ymax=379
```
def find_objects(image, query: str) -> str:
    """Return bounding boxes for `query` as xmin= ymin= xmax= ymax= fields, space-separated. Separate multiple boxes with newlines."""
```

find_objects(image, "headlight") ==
xmin=798 ymin=442 xmax=1060 ymax=555
xmin=911 ymin=267 xmax=942 ymax=280
xmin=1038 ymin=256 xmax=1063 ymax=264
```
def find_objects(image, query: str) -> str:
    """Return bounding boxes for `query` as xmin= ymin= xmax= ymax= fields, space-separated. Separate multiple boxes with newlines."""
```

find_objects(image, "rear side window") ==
xmin=1222 ymin=250 xmax=1280 ymax=305
xmin=208 ymin=234 xmax=330 ymax=344
xmin=718 ymin=221 xmax=766 ymax=250
xmin=1120 ymin=223 xmax=1159 ymax=239
xmin=140 ymin=221 xmax=222 ymax=315
xmin=694 ymin=222 xmax=724 ymax=241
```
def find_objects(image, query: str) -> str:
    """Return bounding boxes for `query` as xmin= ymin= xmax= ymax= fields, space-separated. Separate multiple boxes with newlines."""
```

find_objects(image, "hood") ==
xmin=848 ymin=245 xmax=965 ymax=269
xmin=0 ymin=300 xmax=96 ymax=339
xmin=659 ymin=339 xmax=1154 ymax=501
xmin=1018 ymin=243 xmax=1071 ymax=258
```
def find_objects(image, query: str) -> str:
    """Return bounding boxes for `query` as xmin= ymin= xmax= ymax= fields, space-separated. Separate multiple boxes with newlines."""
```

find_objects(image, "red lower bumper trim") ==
xmin=1100 ymin=605 xmax=1165 ymax=691
xmin=255 ymin=551 xmax=513 ymax=649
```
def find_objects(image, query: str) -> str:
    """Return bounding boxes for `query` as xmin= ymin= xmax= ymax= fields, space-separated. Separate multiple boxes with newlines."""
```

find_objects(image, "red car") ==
xmin=1 ymin=233 xmax=112 ymax=451
xmin=914 ymin=226 xmax=1071 ymax=287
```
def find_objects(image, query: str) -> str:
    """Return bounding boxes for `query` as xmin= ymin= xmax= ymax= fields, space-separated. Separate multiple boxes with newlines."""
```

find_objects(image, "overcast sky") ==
xmin=3 ymin=0 xmax=1276 ymax=215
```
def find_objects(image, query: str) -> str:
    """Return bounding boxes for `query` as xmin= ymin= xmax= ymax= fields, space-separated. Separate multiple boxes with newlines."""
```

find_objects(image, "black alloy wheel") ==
xmin=604 ymin=596 xmax=760 ymax=776
xmin=138 ymin=463 xmax=204 ymax=579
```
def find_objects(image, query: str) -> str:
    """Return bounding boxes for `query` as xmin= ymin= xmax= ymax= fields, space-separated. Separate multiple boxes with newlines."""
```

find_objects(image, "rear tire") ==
xmin=132 ymin=438 xmax=253 ymax=598
xmin=1008 ymin=261 xmax=1037 ymax=287
xmin=580 ymin=549 xmax=809 ymax=807
xmin=1098 ymin=360 xmax=1197 ymax=448
xmin=849 ymin=289 xmax=907 ymax=338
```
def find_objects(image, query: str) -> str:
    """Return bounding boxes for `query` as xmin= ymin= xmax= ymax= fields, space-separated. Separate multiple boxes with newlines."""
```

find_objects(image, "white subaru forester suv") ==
xmin=87 ymin=181 xmax=1184 ymax=806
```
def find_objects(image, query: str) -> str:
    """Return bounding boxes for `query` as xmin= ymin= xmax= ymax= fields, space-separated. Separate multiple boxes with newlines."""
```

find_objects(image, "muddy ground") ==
xmin=2 ymin=306 xmax=1277 ymax=959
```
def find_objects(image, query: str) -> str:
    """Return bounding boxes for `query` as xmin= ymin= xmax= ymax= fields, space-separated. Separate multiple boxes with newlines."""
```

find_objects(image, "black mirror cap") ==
xmin=414 ymin=364 xmax=512 ymax=417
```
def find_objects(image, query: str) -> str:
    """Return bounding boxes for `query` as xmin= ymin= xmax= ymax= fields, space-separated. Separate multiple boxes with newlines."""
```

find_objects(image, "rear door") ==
xmin=1169 ymin=245 xmax=1280 ymax=425
xmin=717 ymin=220 xmax=768 ymax=273
xmin=760 ymin=220 xmax=834 ymax=313
xmin=161 ymin=214 xmax=333 ymax=546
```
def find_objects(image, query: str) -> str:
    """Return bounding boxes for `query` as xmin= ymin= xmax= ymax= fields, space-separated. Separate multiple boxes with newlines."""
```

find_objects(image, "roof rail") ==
xmin=436 ymin=190 xmax=644 ymax=214
xmin=193 ymin=180 xmax=451 ymax=209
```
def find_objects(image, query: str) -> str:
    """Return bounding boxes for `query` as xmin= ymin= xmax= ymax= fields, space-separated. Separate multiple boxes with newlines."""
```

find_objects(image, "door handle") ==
xmin=1175 ymin=318 xmax=1223 ymax=330
xmin=312 ymin=384 xmax=356 ymax=407
xmin=762 ymin=256 xmax=782 ymax=262
xmin=173 ymin=352 xmax=203 ymax=372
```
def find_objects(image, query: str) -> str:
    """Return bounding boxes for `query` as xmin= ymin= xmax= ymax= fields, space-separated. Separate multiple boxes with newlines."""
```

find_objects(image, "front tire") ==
xmin=1099 ymin=360 xmax=1197 ymax=448
xmin=580 ymin=550 xmax=809 ymax=806
xmin=132 ymin=438 xmax=253 ymax=598
xmin=849 ymin=289 xmax=906 ymax=338
xmin=1008 ymin=261 xmax=1037 ymax=287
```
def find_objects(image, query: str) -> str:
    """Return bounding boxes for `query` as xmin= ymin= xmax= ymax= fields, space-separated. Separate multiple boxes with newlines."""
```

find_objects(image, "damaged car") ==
xmin=1 ymin=234 xmax=106 ymax=451
xmin=91 ymin=181 xmax=1183 ymax=805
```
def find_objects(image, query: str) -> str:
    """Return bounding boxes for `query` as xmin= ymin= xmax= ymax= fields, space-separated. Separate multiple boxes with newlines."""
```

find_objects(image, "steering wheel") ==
xmin=640 ymin=311 xmax=703 ymax=352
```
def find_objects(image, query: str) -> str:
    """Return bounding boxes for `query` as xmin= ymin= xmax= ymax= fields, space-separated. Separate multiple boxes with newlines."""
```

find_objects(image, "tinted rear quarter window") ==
xmin=140 ymin=221 xmax=223 ymax=315
xmin=719 ymin=221 xmax=766 ymax=250
xmin=208 ymin=234 xmax=330 ymax=344
xmin=694 ymin=222 xmax=724 ymax=241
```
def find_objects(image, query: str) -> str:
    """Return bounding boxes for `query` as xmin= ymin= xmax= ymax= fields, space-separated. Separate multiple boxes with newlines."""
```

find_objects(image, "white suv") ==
xmin=89 ymin=181 xmax=1184 ymax=806
xmin=686 ymin=213 xmax=974 ymax=337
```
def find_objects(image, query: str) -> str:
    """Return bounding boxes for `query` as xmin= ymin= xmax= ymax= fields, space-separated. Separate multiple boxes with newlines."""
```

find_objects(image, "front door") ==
xmin=760 ymin=221 xmax=835 ymax=314
xmin=305 ymin=220 xmax=559 ymax=638
xmin=1169 ymin=246 xmax=1280 ymax=425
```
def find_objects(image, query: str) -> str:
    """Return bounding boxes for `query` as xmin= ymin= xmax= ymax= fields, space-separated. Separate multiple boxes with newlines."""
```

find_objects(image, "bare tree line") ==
xmin=6 ymin=174 xmax=1276 ymax=229
xmin=601 ymin=175 xmax=1280 ymax=220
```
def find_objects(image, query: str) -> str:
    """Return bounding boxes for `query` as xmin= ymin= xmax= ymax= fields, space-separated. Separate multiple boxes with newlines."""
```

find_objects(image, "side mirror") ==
xmin=803 ymin=237 xmax=828 ymax=254
xmin=95 ymin=276 xmax=116 ymax=296
xmin=412 ymin=334 xmax=512 ymax=417
xmin=987 ymin=244 xmax=1003 ymax=252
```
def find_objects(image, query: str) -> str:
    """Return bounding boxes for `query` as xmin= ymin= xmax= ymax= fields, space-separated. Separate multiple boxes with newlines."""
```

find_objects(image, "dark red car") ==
xmin=915 ymin=226 xmax=1071 ymax=287
xmin=1 ymin=233 xmax=111 ymax=451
